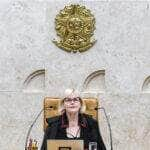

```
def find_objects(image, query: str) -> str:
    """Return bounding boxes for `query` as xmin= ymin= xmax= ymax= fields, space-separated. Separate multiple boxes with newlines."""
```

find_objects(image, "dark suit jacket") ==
xmin=41 ymin=112 xmax=106 ymax=150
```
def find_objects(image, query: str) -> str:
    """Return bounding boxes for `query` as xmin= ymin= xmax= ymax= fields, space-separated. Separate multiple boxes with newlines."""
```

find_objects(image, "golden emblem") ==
xmin=53 ymin=4 xmax=96 ymax=52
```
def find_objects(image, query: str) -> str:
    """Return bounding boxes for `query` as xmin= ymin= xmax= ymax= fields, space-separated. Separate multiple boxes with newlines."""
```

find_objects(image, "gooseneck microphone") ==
xmin=95 ymin=107 xmax=113 ymax=150
xmin=25 ymin=105 xmax=113 ymax=150
xmin=24 ymin=107 xmax=52 ymax=150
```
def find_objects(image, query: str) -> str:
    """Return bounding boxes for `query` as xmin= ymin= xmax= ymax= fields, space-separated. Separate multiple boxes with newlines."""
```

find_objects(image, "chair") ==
xmin=43 ymin=97 xmax=98 ymax=130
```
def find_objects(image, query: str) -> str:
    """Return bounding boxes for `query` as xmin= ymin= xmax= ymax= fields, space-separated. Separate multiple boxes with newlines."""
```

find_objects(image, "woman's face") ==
xmin=63 ymin=97 xmax=81 ymax=114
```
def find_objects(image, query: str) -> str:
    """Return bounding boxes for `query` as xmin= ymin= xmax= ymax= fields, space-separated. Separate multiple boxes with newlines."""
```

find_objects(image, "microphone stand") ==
xmin=95 ymin=107 xmax=113 ymax=150
xmin=25 ymin=107 xmax=51 ymax=150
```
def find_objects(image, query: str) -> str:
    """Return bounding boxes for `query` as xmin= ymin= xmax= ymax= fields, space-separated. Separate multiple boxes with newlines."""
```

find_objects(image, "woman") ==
xmin=41 ymin=89 xmax=106 ymax=150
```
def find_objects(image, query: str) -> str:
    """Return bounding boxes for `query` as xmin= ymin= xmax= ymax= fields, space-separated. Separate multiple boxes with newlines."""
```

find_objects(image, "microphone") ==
xmin=95 ymin=107 xmax=113 ymax=150
xmin=25 ymin=106 xmax=52 ymax=150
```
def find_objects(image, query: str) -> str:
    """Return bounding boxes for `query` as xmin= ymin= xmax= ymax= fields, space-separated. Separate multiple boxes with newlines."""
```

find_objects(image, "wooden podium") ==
xmin=47 ymin=139 xmax=84 ymax=150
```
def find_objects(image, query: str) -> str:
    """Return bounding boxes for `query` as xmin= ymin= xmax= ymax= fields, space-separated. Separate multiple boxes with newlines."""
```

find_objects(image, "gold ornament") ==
xmin=53 ymin=4 xmax=96 ymax=52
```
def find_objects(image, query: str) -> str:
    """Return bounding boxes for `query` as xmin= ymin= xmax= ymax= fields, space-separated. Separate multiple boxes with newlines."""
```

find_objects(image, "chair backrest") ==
xmin=43 ymin=97 xmax=98 ymax=130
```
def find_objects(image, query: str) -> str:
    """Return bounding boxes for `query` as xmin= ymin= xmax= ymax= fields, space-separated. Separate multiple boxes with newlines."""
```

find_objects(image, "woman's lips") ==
xmin=69 ymin=106 xmax=76 ymax=108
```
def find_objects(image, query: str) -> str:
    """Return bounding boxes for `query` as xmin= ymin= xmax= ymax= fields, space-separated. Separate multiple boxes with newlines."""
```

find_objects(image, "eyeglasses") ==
xmin=63 ymin=97 xmax=81 ymax=103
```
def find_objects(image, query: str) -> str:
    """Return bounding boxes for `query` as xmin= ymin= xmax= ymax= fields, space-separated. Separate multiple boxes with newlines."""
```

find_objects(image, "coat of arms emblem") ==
xmin=53 ymin=4 xmax=96 ymax=52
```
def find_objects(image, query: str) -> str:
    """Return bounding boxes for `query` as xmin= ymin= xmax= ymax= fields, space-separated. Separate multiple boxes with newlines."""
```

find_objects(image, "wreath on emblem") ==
xmin=53 ymin=4 xmax=96 ymax=52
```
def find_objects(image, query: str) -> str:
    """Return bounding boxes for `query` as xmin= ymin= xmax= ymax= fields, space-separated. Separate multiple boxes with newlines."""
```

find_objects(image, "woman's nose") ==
xmin=70 ymin=100 xmax=75 ymax=103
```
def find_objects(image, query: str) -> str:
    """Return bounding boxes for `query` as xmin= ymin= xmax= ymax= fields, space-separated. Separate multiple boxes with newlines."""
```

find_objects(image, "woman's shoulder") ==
xmin=46 ymin=115 xmax=61 ymax=125
xmin=82 ymin=113 xmax=98 ymax=125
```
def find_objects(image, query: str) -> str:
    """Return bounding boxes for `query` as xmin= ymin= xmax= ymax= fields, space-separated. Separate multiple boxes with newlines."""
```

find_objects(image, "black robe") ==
xmin=41 ymin=112 xmax=106 ymax=150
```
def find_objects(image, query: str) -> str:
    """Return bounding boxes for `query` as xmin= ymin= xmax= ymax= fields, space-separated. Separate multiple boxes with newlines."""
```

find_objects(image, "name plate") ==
xmin=47 ymin=139 xmax=84 ymax=150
